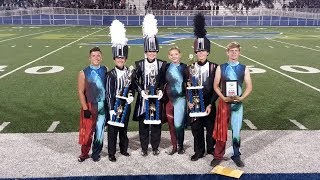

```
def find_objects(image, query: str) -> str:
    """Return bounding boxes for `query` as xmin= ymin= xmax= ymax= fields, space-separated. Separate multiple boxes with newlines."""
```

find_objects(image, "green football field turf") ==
xmin=0 ymin=25 xmax=319 ymax=133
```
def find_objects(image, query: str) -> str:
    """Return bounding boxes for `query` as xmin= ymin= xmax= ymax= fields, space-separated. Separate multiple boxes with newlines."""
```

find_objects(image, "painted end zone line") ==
xmin=243 ymin=119 xmax=257 ymax=130
xmin=289 ymin=119 xmax=308 ymax=130
xmin=0 ymin=28 xmax=104 ymax=80
xmin=0 ymin=122 xmax=10 ymax=132
xmin=47 ymin=121 xmax=60 ymax=132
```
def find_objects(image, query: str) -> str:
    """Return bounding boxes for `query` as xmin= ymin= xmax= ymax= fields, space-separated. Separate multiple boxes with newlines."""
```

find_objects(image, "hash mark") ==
xmin=0 ymin=122 xmax=10 ymax=132
xmin=289 ymin=119 xmax=307 ymax=130
xmin=47 ymin=121 xmax=60 ymax=132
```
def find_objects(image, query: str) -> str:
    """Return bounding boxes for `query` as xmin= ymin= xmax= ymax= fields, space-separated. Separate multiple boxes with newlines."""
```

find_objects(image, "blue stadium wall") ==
xmin=0 ymin=15 xmax=319 ymax=26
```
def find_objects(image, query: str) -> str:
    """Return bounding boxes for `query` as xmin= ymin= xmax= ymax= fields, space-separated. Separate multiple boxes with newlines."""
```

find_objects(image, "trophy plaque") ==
xmin=187 ymin=54 xmax=207 ymax=118
xmin=144 ymin=66 xmax=161 ymax=125
xmin=108 ymin=66 xmax=135 ymax=127
xmin=225 ymin=80 xmax=238 ymax=97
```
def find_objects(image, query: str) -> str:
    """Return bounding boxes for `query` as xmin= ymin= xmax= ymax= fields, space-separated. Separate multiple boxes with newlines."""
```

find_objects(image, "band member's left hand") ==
xmin=157 ymin=90 xmax=163 ymax=100
xmin=126 ymin=96 xmax=134 ymax=104
xmin=232 ymin=96 xmax=243 ymax=103
xmin=109 ymin=110 xmax=116 ymax=121
xmin=205 ymin=105 xmax=211 ymax=114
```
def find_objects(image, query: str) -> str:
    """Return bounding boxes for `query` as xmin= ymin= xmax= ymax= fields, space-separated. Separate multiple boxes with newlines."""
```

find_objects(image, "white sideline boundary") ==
xmin=1 ymin=130 xmax=320 ymax=178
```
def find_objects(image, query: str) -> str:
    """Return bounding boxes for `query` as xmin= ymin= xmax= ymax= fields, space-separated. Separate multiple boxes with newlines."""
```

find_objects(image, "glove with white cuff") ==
xmin=141 ymin=90 xmax=147 ymax=99
xmin=109 ymin=110 xmax=116 ymax=121
xmin=157 ymin=90 xmax=163 ymax=100
xmin=126 ymin=96 xmax=134 ymax=104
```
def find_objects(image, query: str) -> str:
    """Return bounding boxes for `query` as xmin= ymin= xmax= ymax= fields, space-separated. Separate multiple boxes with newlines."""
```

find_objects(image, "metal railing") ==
xmin=0 ymin=7 xmax=319 ymax=26
xmin=1 ymin=7 xmax=319 ymax=19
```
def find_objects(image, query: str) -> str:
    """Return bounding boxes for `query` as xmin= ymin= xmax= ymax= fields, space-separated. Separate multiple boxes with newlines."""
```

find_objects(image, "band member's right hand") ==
xmin=126 ymin=96 xmax=134 ymax=104
xmin=141 ymin=90 xmax=147 ymax=99
xmin=109 ymin=110 xmax=116 ymax=120
xmin=188 ymin=102 xmax=194 ymax=110
xmin=83 ymin=109 xmax=91 ymax=119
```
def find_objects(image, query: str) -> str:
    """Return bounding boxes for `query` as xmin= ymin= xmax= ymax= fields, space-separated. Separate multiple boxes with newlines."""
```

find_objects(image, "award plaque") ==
xmin=144 ymin=66 xmax=161 ymax=125
xmin=225 ymin=80 xmax=238 ymax=97
xmin=108 ymin=66 xmax=135 ymax=127
xmin=187 ymin=55 xmax=207 ymax=118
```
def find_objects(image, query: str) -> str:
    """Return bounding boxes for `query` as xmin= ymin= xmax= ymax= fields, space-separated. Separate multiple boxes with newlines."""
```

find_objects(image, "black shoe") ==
xmin=191 ymin=154 xmax=204 ymax=161
xmin=231 ymin=156 xmax=245 ymax=167
xmin=166 ymin=148 xmax=177 ymax=155
xmin=210 ymin=158 xmax=222 ymax=167
xmin=77 ymin=155 xmax=89 ymax=162
xmin=152 ymin=149 xmax=160 ymax=156
xmin=141 ymin=150 xmax=148 ymax=157
xmin=108 ymin=155 xmax=116 ymax=162
xmin=177 ymin=146 xmax=185 ymax=154
xmin=120 ymin=151 xmax=130 ymax=156
xmin=92 ymin=155 xmax=101 ymax=162
xmin=207 ymin=150 xmax=214 ymax=155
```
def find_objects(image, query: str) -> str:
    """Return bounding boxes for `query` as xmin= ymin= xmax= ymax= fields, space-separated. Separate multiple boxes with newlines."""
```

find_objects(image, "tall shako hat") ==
xmin=142 ymin=14 xmax=159 ymax=52
xmin=109 ymin=20 xmax=128 ymax=59
xmin=193 ymin=13 xmax=210 ymax=53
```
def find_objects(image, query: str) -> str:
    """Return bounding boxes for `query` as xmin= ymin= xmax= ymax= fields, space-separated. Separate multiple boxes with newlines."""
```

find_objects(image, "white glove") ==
xmin=141 ymin=90 xmax=147 ymax=99
xmin=157 ymin=90 xmax=163 ymax=100
xmin=109 ymin=110 xmax=116 ymax=121
xmin=126 ymin=96 xmax=134 ymax=104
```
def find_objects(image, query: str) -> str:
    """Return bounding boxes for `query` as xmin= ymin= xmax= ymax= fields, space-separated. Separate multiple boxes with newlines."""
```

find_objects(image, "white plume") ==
xmin=109 ymin=20 xmax=127 ymax=47
xmin=142 ymin=14 xmax=158 ymax=37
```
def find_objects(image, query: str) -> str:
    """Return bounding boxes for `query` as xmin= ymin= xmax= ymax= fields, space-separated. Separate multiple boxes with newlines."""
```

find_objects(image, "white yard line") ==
xmin=180 ymin=27 xmax=320 ymax=93
xmin=210 ymin=40 xmax=320 ymax=93
xmin=289 ymin=119 xmax=308 ymax=130
xmin=0 ymin=122 xmax=10 ymax=132
xmin=181 ymin=28 xmax=320 ymax=92
xmin=243 ymin=119 xmax=257 ymax=130
xmin=0 ymin=27 xmax=69 ymax=43
xmin=0 ymin=28 xmax=103 ymax=80
xmin=265 ymin=38 xmax=320 ymax=52
xmin=47 ymin=121 xmax=60 ymax=132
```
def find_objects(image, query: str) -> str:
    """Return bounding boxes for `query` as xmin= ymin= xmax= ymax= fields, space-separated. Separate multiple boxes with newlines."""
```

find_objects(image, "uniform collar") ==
xmin=197 ymin=60 xmax=208 ymax=66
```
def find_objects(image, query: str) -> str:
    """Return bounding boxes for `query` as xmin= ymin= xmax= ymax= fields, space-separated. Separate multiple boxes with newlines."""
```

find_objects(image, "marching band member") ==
xmin=211 ymin=42 xmax=252 ymax=167
xmin=78 ymin=47 xmax=107 ymax=162
xmin=106 ymin=20 xmax=134 ymax=162
xmin=189 ymin=13 xmax=219 ymax=161
xmin=163 ymin=47 xmax=188 ymax=155
xmin=133 ymin=14 xmax=167 ymax=156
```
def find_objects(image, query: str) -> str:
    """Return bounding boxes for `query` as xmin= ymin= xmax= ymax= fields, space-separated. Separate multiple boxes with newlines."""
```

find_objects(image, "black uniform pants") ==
xmin=138 ymin=114 xmax=162 ymax=151
xmin=191 ymin=108 xmax=216 ymax=155
xmin=107 ymin=110 xmax=130 ymax=156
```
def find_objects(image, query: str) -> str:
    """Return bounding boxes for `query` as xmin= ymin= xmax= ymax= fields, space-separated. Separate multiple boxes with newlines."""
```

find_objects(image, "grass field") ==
xmin=0 ymin=25 xmax=319 ymax=133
